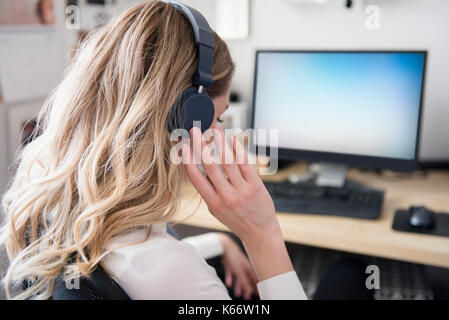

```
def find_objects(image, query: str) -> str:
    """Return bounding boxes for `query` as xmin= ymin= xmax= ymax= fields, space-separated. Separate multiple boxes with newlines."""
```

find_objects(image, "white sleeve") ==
xmin=103 ymin=236 xmax=231 ymax=300
xmin=257 ymin=271 xmax=308 ymax=300
xmin=182 ymin=233 xmax=308 ymax=300
xmin=182 ymin=232 xmax=224 ymax=260
xmin=103 ymin=231 xmax=308 ymax=300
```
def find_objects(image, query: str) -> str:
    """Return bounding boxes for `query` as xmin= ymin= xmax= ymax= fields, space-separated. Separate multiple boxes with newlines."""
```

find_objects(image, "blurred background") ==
xmin=0 ymin=0 xmax=448 ymax=300
xmin=1 ymin=0 xmax=449 ymax=193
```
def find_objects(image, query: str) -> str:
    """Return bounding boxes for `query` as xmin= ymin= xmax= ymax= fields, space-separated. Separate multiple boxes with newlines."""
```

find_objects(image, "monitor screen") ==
xmin=252 ymin=51 xmax=426 ymax=162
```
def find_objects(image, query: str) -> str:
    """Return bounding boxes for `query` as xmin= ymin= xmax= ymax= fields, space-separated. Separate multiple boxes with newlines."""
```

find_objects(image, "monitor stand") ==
xmin=315 ymin=163 xmax=347 ymax=188
xmin=308 ymin=162 xmax=382 ymax=194
xmin=287 ymin=162 xmax=348 ymax=188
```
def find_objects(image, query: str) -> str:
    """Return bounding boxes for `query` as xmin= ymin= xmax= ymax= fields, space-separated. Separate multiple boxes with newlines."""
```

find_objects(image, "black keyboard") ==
xmin=264 ymin=180 xmax=384 ymax=219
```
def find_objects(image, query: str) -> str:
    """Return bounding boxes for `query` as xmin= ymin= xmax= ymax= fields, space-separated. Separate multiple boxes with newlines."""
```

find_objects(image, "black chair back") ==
xmin=52 ymin=225 xmax=179 ymax=300
xmin=52 ymin=265 xmax=130 ymax=300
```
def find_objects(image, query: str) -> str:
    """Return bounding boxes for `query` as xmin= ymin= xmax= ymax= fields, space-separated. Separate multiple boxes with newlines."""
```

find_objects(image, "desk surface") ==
xmin=173 ymin=164 xmax=449 ymax=269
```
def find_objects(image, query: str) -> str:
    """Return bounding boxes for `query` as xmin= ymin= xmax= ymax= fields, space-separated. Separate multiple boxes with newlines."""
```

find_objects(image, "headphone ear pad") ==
xmin=171 ymin=87 xmax=215 ymax=133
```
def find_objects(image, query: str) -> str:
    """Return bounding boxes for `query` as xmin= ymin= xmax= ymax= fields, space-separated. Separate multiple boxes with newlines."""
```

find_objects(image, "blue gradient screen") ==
xmin=253 ymin=52 xmax=425 ymax=160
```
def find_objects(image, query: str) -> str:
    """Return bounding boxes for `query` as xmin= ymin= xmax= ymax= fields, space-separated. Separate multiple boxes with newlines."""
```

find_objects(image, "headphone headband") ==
xmin=167 ymin=1 xmax=215 ymax=88
xmin=164 ymin=1 xmax=216 ymax=134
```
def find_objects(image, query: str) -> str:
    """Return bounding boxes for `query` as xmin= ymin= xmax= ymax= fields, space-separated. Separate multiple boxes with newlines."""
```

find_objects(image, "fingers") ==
xmin=236 ymin=273 xmax=254 ymax=300
xmin=249 ymin=269 xmax=259 ymax=290
xmin=191 ymin=127 xmax=234 ymax=195
xmin=231 ymin=136 xmax=258 ymax=182
xmin=246 ymin=266 xmax=259 ymax=297
xmin=223 ymin=258 xmax=255 ymax=300
xmin=225 ymin=268 xmax=233 ymax=288
xmin=182 ymin=143 xmax=217 ymax=202
xmin=242 ymin=260 xmax=258 ymax=299
xmin=234 ymin=280 xmax=242 ymax=298
xmin=212 ymin=126 xmax=246 ymax=188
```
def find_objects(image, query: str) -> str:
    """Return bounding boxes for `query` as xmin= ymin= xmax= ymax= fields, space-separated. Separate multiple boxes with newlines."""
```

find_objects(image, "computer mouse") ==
xmin=409 ymin=206 xmax=435 ymax=229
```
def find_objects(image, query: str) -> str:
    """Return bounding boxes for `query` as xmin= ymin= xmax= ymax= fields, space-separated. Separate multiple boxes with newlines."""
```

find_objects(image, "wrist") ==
xmin=240 ymin=222 xmax=294 ymax=282
xmin=242 ymin=224 xmax=285 ymax=259
xmin=240 ymin=218 xmax=282 ymax=248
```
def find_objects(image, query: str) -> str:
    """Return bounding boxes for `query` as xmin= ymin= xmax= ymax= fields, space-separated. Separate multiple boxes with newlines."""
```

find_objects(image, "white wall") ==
xmin=0 ymin=1 xmax=69 ymax=196
xmin=0 ymin=106 xmax=9 ymax=195
xmin=184 ymin=0 xmax=449 ymax=162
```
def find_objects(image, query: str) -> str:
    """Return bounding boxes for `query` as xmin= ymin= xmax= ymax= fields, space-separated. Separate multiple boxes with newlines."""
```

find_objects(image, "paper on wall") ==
xmin=215 ymin=0 xmax=249 ymax=40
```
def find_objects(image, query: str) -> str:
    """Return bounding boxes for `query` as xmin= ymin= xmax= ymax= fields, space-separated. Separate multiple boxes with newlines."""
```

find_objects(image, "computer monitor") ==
xmin=251 ymin=50 xmax=427 ymax=183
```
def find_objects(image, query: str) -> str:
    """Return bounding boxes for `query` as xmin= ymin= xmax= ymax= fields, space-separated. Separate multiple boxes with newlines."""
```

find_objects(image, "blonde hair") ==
xmin=0 ymin=1 xmax=234 ymax=300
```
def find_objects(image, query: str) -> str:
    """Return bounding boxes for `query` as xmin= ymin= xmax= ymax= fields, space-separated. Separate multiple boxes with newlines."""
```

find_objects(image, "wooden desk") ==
xmin=173 ymin=163 xmax=449 ymax=269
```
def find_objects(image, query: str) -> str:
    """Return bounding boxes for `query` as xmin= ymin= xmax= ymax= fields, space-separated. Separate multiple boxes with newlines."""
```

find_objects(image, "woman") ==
xmin=0 ymin=1 xmax=306 ymax=300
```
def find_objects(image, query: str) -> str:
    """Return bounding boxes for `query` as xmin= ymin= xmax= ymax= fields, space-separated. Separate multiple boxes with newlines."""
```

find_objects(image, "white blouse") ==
xmin=102 ymin=223 xmax=307 ymax=300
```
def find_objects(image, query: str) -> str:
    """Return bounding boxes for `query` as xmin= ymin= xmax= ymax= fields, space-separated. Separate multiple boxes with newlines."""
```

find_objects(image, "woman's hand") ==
xmin=217 ymin=233 xmax=258 ymax=300
xmin=182 ymin=126 xmax=294 ymax=282
xmin=181 ymin=126 xmax=279 ymax=242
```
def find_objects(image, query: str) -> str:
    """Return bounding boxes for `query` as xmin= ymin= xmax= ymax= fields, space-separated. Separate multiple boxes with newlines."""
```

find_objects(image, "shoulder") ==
xmin=102 ymin=230 xmax=230 ymax=300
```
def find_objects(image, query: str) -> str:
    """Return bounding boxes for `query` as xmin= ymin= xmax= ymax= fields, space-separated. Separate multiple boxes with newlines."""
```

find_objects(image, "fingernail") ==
xmin=193 ymin=126 xmax=202 ymax=135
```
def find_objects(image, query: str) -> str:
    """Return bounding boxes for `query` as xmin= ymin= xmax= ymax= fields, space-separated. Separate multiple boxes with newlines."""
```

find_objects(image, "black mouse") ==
xmin=409 ymin=206 xmax=435 ymax=229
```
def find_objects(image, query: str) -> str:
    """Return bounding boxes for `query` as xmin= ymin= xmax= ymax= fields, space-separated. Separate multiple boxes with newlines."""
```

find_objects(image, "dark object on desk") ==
xmin=277 ymin=159 xmax=296 ymax=170
xmin=409 ymin=206 xmax=435 ymax=229
xmin=392 ymin=208 xmax=449 ymax=237
xmin=264 ymin=180 xmax=384 ymax=219
xmin=419 ymin=161 xmax=449 ymax=169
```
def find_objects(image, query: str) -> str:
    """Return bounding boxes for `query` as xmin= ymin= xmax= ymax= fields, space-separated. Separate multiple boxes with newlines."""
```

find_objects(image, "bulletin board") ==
xmin=0 ymin=0 xmax=56 ymax=29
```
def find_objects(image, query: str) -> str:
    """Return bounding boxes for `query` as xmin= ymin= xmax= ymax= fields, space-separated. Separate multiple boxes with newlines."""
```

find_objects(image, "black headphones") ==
xmin=166 ymin=1 xmax=215 ymax=133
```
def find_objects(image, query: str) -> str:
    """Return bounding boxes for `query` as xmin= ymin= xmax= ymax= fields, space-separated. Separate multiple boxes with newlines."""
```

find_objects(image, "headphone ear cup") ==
xmin=169 ymin=87 xmax=215 ymax=133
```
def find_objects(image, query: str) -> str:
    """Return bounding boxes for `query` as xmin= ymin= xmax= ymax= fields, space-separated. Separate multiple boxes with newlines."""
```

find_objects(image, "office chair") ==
xmin=52 ymin=265 xmax=130 ymax=300
xmin=51 ymin=226 xmax=180 ymax=300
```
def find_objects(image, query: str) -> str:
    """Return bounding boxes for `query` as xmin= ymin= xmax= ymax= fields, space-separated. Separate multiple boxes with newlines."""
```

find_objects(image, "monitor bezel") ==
xmin=250 ymin=50 xmax=428 ymax=172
